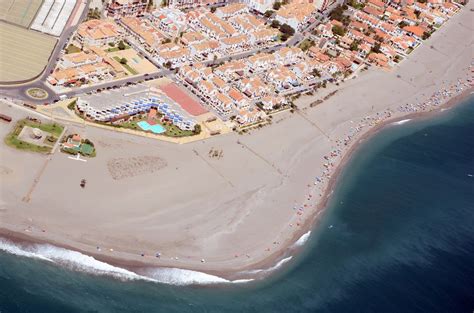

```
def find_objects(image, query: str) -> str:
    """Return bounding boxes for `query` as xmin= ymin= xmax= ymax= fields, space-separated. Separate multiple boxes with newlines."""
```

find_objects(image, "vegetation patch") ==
xmin=60 ymin=133 xmax=96 ymax=157
xmin=118 ymin=116 xmax=200 ymax=137
xmin=4 ymin=119 xmax=63 ymax=154
xmin=26 ymin=88 xmax=48 ymax=99
xmin=113 ymin=56 xmax=138 ymax=75
xmin=66 ymin=44 xmax=81 ymax=54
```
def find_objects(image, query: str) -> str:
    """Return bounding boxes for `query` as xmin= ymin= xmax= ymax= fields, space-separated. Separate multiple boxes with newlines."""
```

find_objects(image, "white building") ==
xmin=241 ymin=0 xmax=273 ymax=14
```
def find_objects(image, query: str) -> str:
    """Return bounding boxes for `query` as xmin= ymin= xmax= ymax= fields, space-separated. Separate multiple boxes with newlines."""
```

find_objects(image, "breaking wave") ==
xmin=243 ymin=256 xmax=293 ymax=275
xmin=293 ymin=231 xmax=311 ymax=247
xmin=142 ymin=267 xmax=253 ymax=285
xmin=0 ymin=237 xmax=252 ymax=285
xmin=393 ymin=119 xmax=412 ymax=125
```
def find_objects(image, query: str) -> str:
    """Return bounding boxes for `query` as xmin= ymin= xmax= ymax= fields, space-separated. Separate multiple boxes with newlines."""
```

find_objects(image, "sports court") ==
xmin=0 ymin=0 xmax=43 ymax=28
xmin=159 ymin=83 xmax=208 ymax=116
xmin=0 ymin=21 xmax=57 ymax=82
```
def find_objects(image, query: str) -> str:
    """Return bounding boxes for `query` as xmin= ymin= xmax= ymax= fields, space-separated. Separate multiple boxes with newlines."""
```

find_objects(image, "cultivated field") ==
xmin=0 ymin=22 xmax=57 ymax=82
xmin=0 ymin=0 xmax=43 ymax=28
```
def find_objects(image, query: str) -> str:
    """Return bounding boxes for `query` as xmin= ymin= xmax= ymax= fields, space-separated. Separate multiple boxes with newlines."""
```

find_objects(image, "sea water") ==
xmin=1 ymin=96 xmax=473 ymax=313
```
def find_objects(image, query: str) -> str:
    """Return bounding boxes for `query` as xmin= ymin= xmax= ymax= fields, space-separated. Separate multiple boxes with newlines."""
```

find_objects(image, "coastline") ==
xmin=1 ymin=87 xmax=472 ymax=283
xmin=1 ymin=1 xmax=473 ymax=284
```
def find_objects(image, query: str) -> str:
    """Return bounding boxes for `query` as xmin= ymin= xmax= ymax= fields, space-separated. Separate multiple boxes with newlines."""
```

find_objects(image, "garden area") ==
xmin=118 ymin=116 xmax=200 ymax=138
xmin=60 ymin=134 xmax=96 ymax=157
xmin=113 ymin=56 xmax=138 ymax=75
xmin=66 ymin=44 xmax=81 ymax=54
xmin=4 ymin=119 xmax=63 ymax=153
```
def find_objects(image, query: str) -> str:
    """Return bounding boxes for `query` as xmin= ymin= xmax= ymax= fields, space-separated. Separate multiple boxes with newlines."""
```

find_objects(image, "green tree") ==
xmin=350 ymin=39 xmax=360 ymax=51
xmin=371 ymin=42 xmax=381 ymax=53
xmin=279 ymin=23 xmax=295 ymax=36
xmin=332 ymin=25 xmax=345 ymax=36
xmin=118 ymin=40 xmax=126 ymax=50
xmin=271 ymin=20 xmax=280 ymax=28
xmin=311 ymin=69 xmax=321 ymax=77
xmin=210 ymin=6 xmax=216 ymax=13
xmin=273 ymin=1 xmax=281 ymax=10
xmin=329 ymin=5 xmax=347 ymax=22
xmin=120 ymin=57 xmax=128 ymax=64
xmin=264 ymin=10 xmax=274 ymax=18
xmin=193 ymin=124 xmax=201 ymax=134
xmin=398 ymin=21 xmax=408 ymax=28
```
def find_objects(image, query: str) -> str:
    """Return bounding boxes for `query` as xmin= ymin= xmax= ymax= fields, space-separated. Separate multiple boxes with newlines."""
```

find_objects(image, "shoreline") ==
xmin=1 ymin=87 xmax=472 ymax=283
xmin=0 ymin=1 xmax=472 ymax=284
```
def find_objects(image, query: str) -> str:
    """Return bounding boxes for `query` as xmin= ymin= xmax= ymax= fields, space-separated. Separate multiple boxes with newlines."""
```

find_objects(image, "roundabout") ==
xmin=26 ymin=88 xmax=49 ymax=100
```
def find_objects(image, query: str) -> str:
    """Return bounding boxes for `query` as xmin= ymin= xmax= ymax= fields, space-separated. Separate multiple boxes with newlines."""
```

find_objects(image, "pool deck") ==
xmin=137 ymin=121 xmax=166 ymax=134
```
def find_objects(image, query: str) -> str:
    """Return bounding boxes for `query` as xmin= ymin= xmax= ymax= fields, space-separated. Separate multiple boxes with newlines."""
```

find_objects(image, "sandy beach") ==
xmin=0 ymin=2 xmax=473 ymax=280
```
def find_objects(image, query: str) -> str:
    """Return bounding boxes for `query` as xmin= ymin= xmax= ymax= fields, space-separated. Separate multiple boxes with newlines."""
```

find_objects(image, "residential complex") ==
xmin=105 ymin=0 xmax=150 ymax=18
xmin=167 ymin=0 xmax=226 ymax=10
xmin=76 ymin=84 xmax=198 ymax=131
xmin=45 ymin=0 xmax=463 ymax=130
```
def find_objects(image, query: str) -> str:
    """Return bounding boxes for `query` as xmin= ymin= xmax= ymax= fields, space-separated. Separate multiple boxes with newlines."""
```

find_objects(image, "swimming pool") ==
xmin=137 ymin=121 xmax=166 ymax=134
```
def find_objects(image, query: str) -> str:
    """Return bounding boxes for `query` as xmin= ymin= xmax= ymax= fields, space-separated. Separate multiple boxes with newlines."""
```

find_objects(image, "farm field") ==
xmin=0 ymin=0 xmax=43 ymax=28
xmin=0 ymin=22 xmax=57 ymax=82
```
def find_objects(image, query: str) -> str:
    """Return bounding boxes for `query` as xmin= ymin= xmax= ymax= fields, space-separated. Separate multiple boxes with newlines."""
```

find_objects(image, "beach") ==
xmin=0 ymin=1 xmax=473 ymax=280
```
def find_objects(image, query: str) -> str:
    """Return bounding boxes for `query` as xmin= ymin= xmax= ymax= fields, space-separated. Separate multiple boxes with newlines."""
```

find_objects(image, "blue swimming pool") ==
xmin=137 ymin=121 xmax=166 ymax=134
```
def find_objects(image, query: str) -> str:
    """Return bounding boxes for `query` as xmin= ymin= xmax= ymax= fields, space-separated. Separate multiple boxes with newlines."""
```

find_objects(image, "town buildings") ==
xmin=105 ymin=0 xmax=149 ymax=18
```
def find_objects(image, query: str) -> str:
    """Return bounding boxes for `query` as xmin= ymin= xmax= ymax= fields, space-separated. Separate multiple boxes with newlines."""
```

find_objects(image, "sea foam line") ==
xmin=243 ymin=256 xmax=293 ymax=275
xmin=142 ymin=267 xmax=253 ymax=285
xmin=293 ymin=231 xmax=311 ymax=247
xmin=393 ymin=119 xmax=412 ymax=125
xmin=0 ymin=238 xmax=252 ymax=285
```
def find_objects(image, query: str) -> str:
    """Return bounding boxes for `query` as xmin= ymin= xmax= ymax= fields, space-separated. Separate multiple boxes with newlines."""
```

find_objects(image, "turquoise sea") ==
xmin=1 ymin=96 xmax=473 ymax=312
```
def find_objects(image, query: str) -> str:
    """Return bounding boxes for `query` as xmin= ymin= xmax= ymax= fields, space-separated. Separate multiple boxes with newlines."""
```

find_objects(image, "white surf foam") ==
xmin=293 ymin=231 xmax=311 ymax=247
xmin=144 ymin=267 xmax=240 ymax=285
xmin=0 ymin=238 xmax=253 ymax=285
xmin=244 ymin=256 xmax=293 ymax=275
xmin=33 ymin=244 xmax=157 ymax=282
xmin=393 ymin=119 xmax=412 ymax=125
xmin=0 ymin=238 xmax=53 ymax=262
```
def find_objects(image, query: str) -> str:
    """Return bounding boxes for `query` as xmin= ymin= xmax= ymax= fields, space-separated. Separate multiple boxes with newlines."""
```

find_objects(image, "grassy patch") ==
xmin=106 ymin=45 xmax=130 ymax=52
xmin=113 ymin=56 xmax=138 ymax=75
xmin=4 ymin=119 xmax=64 ymax=153
xmin=66 ymin=44 xmax=81 ymax=54
xmin=298 ymin=39 xmax=315 ymax=52
xmin=67 ymin=99 xmax=77 ymax=110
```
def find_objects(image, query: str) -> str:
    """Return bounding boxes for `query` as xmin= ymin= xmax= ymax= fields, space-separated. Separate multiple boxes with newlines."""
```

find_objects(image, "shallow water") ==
xmin=1 ymin=96 xmax=473 ymax=313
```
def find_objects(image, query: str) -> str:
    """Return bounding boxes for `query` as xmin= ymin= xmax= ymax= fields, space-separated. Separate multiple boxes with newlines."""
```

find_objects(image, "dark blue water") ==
xmin=1 ymin=96 xmax=473 ymax=313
